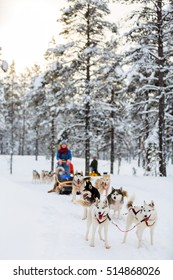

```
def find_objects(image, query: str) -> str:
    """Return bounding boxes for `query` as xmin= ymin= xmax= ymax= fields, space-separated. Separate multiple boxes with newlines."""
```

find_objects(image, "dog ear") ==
xmin=150 ymin=200 xmax=155 ymax=207
xmin=122 ymin=190 xmax=128 ymax=197
xmin=111 ymin=187 xmax=115 ymax=191
xmin=144 ymin=201 xmax=147 ymax=206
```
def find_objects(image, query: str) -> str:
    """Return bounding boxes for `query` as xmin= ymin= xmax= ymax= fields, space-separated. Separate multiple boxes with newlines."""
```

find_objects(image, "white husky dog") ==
xmin=85 ymin=198 xmax=111 ymax=249
xmin=72 ymin=171 xmax=85 ymax=202
xmin=122 ymin=197 xmax=157 ymax=248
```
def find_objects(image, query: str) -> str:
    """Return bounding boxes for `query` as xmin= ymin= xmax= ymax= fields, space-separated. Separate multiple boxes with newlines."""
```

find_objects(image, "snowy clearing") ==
xmin=0 ymin=155 xmax=173 ymax=260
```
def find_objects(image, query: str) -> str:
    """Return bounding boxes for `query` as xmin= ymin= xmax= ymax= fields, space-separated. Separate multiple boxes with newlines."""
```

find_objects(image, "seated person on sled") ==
xmin=48 ymin=140 xmax=73 ymax=193
xmin=56 ymin=140 xmax=73 ymax=176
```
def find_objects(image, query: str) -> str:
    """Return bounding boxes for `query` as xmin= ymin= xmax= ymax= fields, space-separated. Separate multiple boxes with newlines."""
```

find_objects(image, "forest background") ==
xmin=0 ymin=0 xmax=173 ymax=176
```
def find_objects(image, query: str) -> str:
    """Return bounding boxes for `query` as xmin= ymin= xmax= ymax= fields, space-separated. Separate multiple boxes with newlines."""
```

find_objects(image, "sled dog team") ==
xmin=71 ymin=171 xmax=157 ymax=249
xmin=32 ymin=170 xmax=56 ymax=184
xmin=33 ymin=169 xmax=157 ymax=249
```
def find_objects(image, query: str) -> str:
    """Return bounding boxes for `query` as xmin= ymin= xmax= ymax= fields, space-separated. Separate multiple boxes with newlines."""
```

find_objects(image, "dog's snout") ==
xmin=98 ymin=212 xmax=101 ymax=215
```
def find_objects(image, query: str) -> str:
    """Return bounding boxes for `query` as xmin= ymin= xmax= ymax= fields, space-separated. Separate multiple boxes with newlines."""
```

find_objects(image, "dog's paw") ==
xmin=90 ymin=243 xmax=95 ymax=247
xmin=105 ymin=244 xmax=111 ymax=249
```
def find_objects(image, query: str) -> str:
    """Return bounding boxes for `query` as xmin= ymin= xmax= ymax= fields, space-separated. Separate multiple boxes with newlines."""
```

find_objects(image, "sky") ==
xmin=0 ymin=0 xmax=65 ymax=73
xmin=0 ymin=0 xmax=132 ymax=74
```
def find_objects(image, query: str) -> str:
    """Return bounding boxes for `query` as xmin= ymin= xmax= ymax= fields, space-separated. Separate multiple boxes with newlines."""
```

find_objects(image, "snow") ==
xmin=0 ymin=155 xmax=173 ymax=260
xmin=1 ymin=60 xmax=8 ymax=72
xmin=33 ymin=76 xmax=43 ymax=89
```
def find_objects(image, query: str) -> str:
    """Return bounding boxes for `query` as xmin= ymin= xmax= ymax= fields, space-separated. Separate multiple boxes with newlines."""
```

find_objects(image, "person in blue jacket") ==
xmin=56 ymin=140 xmax=72 ymax=174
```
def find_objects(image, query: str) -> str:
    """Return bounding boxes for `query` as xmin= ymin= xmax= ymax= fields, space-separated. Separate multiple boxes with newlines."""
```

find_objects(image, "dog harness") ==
xmin=110 ymin=209 xmax=156 ymax=232
xmin=142 ymin=215 xmax=156 ymax=227
xmin=96 ymin=214 xmax=110 ymax=224
xmin=130 ymin=206 xmax=143 ymax=216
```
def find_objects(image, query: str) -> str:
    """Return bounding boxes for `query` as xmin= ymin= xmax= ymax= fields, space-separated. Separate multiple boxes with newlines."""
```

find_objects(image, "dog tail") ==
xmin=75 ymin=199 xmax=91 ymax=207
xmin=126 ymin=195 xmax=135 ymax=209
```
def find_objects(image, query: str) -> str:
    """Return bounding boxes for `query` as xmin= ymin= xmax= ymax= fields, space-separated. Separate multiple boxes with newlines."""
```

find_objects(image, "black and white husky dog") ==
xmin=122 ymin=197 xmax=157 ymax=248
xmin=76 ymin=180 xmax=100 ymax=220
xmin=107 ymin=187 xmax=128 ymax=219
xmin=85 ymin=198 xmax=111 ymax=249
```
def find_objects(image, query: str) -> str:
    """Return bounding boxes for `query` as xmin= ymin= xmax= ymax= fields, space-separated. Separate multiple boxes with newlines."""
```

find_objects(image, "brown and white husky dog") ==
xmin=95 ymin=173 xmax=110 ymax=196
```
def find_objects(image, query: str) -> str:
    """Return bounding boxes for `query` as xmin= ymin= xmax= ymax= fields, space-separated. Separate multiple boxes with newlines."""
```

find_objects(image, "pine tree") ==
xmin=0 ymin=49 xmax=8 ymax=154
xmin=43 ymin=42 xmax=76 ymax=169
xmin=116 ymin=0 xmax=173 ymax=176
xmin=3 ymin=61 xmax=20 ymax=173
xmin=58 ymin=0 xmax=115 ymax=175
xmin=17 ymin=68 xmax=32 ymax=155
xmin=93 ymin=38 xmax=126 ymax=173
xmin=27 ymin=64 xmax=45 ymax=160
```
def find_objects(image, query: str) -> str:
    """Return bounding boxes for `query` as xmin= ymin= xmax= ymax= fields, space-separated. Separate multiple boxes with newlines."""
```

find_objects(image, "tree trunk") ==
xmin=85 ymin=96 xmax=90 ymax=175
xmin=50 ymin=114 xmax=55 ymax=172
xmin=110 ymin=89 xmax=115 ymax=174
xmin=157 ymin=0 xmax=166 ymax=176
xmin=85 ymin=3 xmax=91 ymax=176
xmin=10 ymin=152 xmax=13 ymax=174
xmin=144 ymin=91 xmax=151 ymax=173
xmin=21 ymin=108 xmax=26 ymax=155
xmin=137 ymin=137 xmax=142 ymax=167
xmin=35 ymin=124 xmax=39 ymax=161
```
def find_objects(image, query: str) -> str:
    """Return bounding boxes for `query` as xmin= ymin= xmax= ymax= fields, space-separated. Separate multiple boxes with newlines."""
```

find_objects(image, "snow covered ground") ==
xmin=0 ymin=155 xmax=173 ymax=260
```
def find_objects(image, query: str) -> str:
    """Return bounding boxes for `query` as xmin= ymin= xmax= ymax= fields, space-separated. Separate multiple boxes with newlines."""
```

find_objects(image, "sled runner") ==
xmin=57 ymin=171 xmax=73 ymax=194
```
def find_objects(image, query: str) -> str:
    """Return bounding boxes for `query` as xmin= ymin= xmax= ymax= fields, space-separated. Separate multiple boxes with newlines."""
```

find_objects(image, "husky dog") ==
xmin=72 ymin=171 xmax=85 ymax=202
xmin=107 ymin=187 xmax=128 ymax=219
xmin=122 ymin=197 xmax=157 ymax=248
xmin=95 ymin=173 xmax=110 ymax=196
xmin=76 ymin=180 xmax=100 ymax=219
xmin=85 ymin=198 xmax=111 ymax=249
xmin=32 ymin=170 xmax=40 ymax=183
xmin=40 ymin=170 xmax=55 ymax=184
xmin=83 ymin=180 xmax=100 ymax=204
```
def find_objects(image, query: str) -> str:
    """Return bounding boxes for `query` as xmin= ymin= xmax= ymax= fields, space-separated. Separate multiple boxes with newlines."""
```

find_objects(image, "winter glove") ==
xmin=58 ymin=159 xmax=62 ymax=165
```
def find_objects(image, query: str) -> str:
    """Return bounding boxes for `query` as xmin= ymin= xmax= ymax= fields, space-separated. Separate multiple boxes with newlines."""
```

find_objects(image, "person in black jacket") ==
xmin=90 ymin=156 xmax=98 ymax=173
